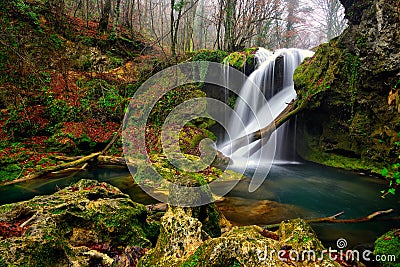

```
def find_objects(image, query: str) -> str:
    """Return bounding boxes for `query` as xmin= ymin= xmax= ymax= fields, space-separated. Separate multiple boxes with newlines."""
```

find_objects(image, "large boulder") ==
xmin=139 ymin=207 xmax=346 ymax=267
xmin=0 ymin=179 xmax=159 ymax=266
xmin=294 ymin=0 xmax=400 ymax=173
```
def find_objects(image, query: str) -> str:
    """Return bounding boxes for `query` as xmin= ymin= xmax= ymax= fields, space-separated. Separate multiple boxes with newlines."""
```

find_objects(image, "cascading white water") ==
xmin=219 ymin=48 xmax=314 ymax=166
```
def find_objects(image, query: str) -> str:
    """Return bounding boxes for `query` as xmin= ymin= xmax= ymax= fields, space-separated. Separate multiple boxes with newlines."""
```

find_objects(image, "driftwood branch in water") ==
xmin=226 ymin=99 xmax=308 ymax=155
xmin=262 ymin=209 xmax=395 ymax=229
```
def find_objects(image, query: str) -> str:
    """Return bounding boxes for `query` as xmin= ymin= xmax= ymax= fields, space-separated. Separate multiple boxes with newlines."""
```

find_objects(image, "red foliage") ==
xmin=26 ymin=105 xmax=49 ymax=131
xmin=260 ymin=229 xmax=279 ymax=240
xmin=23 ymin=136 xmax=49 ymax=147
xmin=85 ymin=243 xmax=122 ymax=258
xmin=69 ymin=186 xmax=78 ymax=192
xmin=66 ymin=17 xmax=107 ymax=40
xmin=0 ymin=220 xmax=29 ymax=238
xmin=61 ymin=119 xmax=119 ymax=143
xmin=49 ymin=73 xmax=83 ymax=107
xmin=0 ymin=115 xmax=7 ymax=140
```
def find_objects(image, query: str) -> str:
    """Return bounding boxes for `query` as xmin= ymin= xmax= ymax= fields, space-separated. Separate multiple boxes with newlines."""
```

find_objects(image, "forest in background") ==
xmin=51 ymin=0 xmax=347 ymax=55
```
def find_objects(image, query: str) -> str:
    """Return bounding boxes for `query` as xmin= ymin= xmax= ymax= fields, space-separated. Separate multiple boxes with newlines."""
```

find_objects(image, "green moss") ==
xmin=147 ymin=154 xmax=226 ymax=187
xmin=0 ymin=204 xmax=14 ymax=213
xmin=374 ymin=230 xmax=400 ymax=267
xmin=221 ymin=48 xmax=257 ymax=72
xmin=293 ymin=36 xmax=397 ymax=174
xmin=191 ymin=49 xmax=229 ymax=63
xmin=223 ymin=52 xmax=247 ymax=69
xmin=0 ymin=257 xmax=6 ymax=267
xmin=297 ymin=124 xmax=382 ymax=174
xmin=0 ymin=180 xmax=155 ymax=266
xmin=0 ymin=164 xmax=22 ymax=182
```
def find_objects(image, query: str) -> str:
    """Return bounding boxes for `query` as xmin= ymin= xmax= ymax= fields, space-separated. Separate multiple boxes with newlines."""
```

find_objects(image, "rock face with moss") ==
xmin=0 ymin=179 xmax=158 ymax=266
xmin=139 ymin=207 xmax=342 ymax=267
xmin=294 ymin=0 xmax=400 ymax=173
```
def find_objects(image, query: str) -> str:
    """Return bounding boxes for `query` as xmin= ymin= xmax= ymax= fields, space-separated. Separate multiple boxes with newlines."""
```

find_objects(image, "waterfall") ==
xmin=219 ymin=48 xmax=314 ymax=168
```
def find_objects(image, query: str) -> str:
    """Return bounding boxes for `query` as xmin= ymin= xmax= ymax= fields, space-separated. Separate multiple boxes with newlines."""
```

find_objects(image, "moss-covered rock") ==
xmin=134 ymin=153 xmax=242 ymax=201
xmin=374 ymin=229 xmax=400 ymax=267
xmin=293 ymin=0 xmax=400 ymax=174
xmin=138 ymin=206 xmax=204 ymax=266
xmin=0 ymin=179 xmax=156 ymax=266
xmin=222 ymin=47 xmax=258 ymax=75
xmin=140 ymin=214 xmax=341 ymax=267
xmin=191 ymin=49 xmax=229 ymax=63
xmin=185 ymin=219 xmax=341 ymax=267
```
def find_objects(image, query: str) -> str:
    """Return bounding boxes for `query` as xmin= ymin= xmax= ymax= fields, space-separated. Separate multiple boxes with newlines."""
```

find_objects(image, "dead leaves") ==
xmin=388 ymin=88 xmax=400 ymax=112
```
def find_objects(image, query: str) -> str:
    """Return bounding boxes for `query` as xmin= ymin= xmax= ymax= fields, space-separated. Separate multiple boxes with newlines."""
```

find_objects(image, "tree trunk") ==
xmin=225 ymin=99 xmax=306 ymax=155
xmin=113 ymin=0 xmax=122 ymax=33
xmin=99 ymin=0 xmax=112 ymax=32
xmin=2 ymin=152 xmax=102 ymax=186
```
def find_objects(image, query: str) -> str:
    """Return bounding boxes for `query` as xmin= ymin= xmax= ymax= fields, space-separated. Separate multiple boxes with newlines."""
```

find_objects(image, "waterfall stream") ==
xmin=219 ymin=48 xmax=314 ymax=168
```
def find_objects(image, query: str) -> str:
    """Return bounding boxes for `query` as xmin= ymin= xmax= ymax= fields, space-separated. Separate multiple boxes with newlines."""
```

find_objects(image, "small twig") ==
xmin=102 ymin=124 xmax=123 ymax=155
xmin=16 ymin=166 xmax=26 ymax=180
xmin=20 ymin=214 xmax=37 ymax=228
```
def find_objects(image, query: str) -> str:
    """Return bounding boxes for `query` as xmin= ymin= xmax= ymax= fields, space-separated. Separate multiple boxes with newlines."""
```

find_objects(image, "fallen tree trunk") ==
xmin=51 ymin=163 xmax=88 ymax=175
xmin=226 ymin=99 xmax=307 ymax=155
xmin=262 ymin=209 xmax=396 ymax=229
xmin=53 ymin=155 xmax=83 ymax=161
xmin=1 ymin=125 xmax=125 ymax=186
xmin=2 ymin=152 xmax=102 ymax=186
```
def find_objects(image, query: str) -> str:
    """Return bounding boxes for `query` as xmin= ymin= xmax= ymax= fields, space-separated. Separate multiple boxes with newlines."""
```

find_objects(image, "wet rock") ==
xmin=140 ymin=213 xmax=342 ymax=267
xmin=0 ymin=179 xmax=156 ymax=266
xmin=146 ymin=203 xmax=168 ymax=212
xmin=112 ymin=246 xmax=149 ymax=267
xmin=139 ymin=206 xmax=204 ymax=266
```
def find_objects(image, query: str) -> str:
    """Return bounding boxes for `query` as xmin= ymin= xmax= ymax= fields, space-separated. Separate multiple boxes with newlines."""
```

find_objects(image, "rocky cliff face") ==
xmin=294 ymin=0 xmax=400 ymax=173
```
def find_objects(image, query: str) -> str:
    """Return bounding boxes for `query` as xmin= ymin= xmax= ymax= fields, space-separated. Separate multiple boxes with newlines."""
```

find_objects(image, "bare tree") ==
xmin=308 ymin=0 xmax=347 ymax=42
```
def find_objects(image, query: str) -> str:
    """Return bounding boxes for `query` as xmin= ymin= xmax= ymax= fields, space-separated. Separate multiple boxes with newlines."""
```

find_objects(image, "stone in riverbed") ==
xmin=0 ymin=179 xmax=158 ymax=267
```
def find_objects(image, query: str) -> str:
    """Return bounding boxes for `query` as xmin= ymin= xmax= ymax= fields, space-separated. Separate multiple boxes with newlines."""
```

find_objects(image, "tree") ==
xmin=309 ymin=0 xmax=347 ymax=42
xmin=284 ymin=0 xmax=299 ymax=47
xmin=99 ymin=0 xmax=112 ymax=32
xmin=212 ymin=0 xmax=281 ymax=51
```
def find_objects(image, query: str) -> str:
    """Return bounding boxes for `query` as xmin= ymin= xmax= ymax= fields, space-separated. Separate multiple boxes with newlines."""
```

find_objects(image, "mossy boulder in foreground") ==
xmin=0 ymin=179 xmax=158 ymax=266
xmin=139 ymin=207 xmax=344 ymax=267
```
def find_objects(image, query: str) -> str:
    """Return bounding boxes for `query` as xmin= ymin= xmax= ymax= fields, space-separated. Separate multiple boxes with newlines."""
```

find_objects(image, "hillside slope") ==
xmin=0 ymin=0 xmax=165 ymax=181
